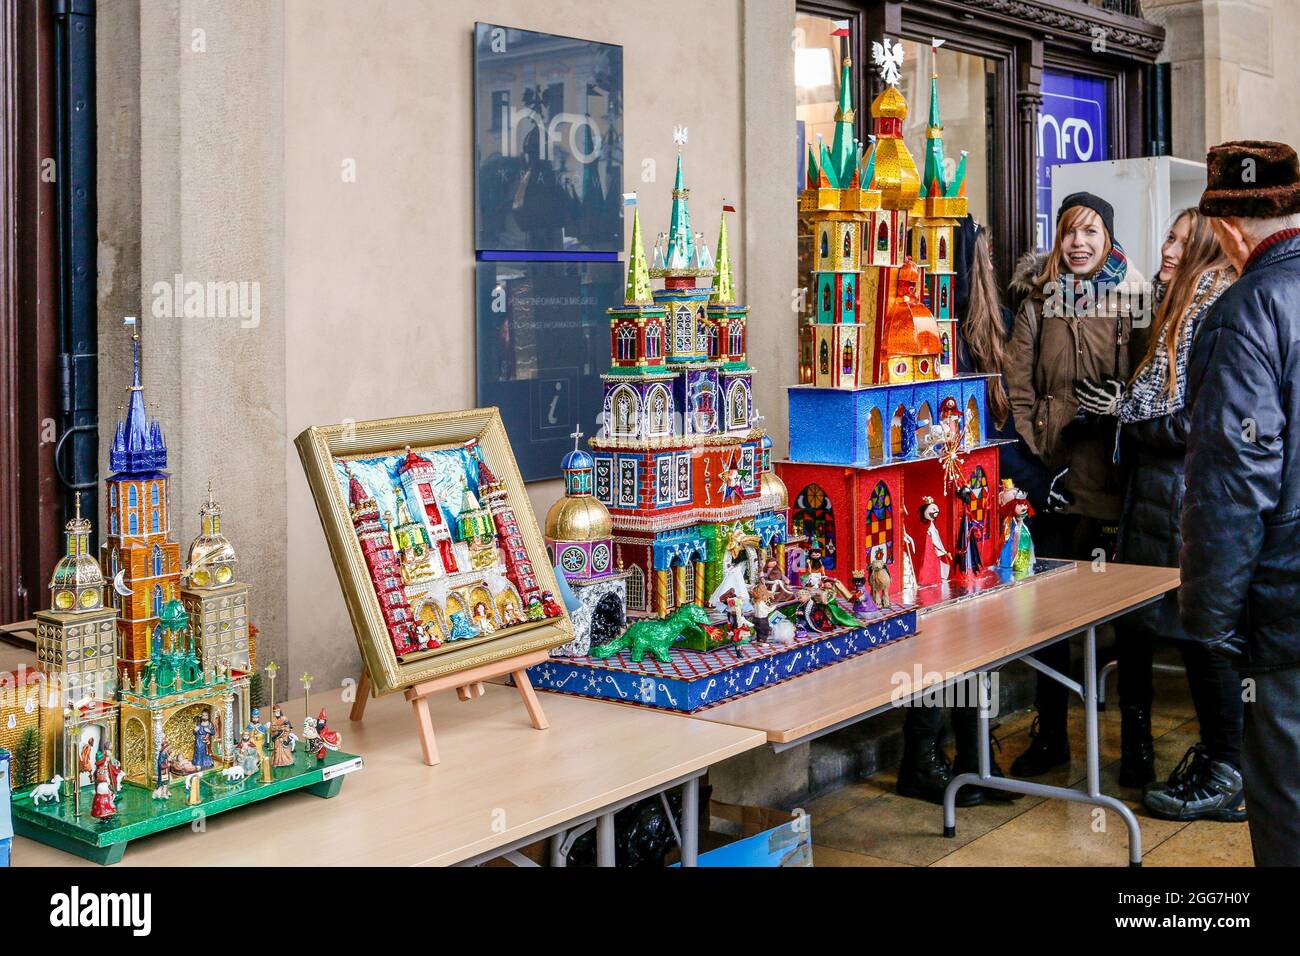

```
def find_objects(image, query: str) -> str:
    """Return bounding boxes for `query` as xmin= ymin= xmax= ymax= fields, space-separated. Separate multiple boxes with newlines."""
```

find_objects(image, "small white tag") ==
xmin=322 ymin=756 xmax=364 ymax=781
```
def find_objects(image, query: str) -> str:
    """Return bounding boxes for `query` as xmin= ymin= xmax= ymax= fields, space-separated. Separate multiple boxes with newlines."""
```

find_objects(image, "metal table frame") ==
xmin=770 ymin=595 xmax=1162 ymax=867
xmin=454 ymin=771 xmax=702 ymax=868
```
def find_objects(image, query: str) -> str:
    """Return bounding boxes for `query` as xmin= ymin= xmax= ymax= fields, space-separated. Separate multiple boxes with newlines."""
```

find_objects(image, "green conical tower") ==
xmin=625 ymin=207 xmax=654 ymax=304
xmin=663 ymin=153 xmax=696 ymax=270
xmin=945 ymin=150 xmax=968 ymax=199
xmin=711 ymin=211 xmax=734 ymax=305
xmin=826 ymin=58 xmax=858 ymax=189
xmin=920 ymin=66 xmax=948 ymax=198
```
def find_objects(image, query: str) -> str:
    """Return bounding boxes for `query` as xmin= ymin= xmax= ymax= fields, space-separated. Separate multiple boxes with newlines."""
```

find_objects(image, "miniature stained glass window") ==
xmin=877 ymin=221 xmax=889 ymax=252
xmin=793 ymin=483 xmax=836 ymax=571
xmin=646 ymin=325 xmax=662 ymax=358
xmin=939 ymin=235 xmax=947 ymax=261
xmin=842 ymin=340 xmax=854 ymax=376
xmin=128 ymin=485 xmax=138 ymax=508
xmin=968 ymin=466 xmax=988 ymax=529
xmin=152 ymin=545 xmax=163 ymax=576
xmin=820 ymin=229 xmax=829 ymax=259
xmin=151 ymin=509 xmax=160 ymax=533
xmin=729 ymin=321 xmax=744 ymax=355
xmin=153 ymin=584 xmax=163 ymax=616
xmin=819 ymin=339 xmax=830 ymax=375
xmin=867 ymin=481 xmax=894 ymax=564
xmin=729 ymin=381 xmax=747 ymax=428
xmin=706 ymin=323 xmax=719 ymax=357
xmin=111 ymin=512 xmax=119 ymax=535
xmin=821 ymin=285 xmax=831 ymax=312
xmin=626 ymin=565 xmax=644 ymax=611
xmin=675 ymin=305 xmax=692 ymax=353
xmin=919 ymin=234 xmax=928 ymax=261
xmin=940 ymin=283 xmax=949 ymax=310
xmin=617 ymin=326 xmax=636 ymax=361
xmin=129 ymin=513 xmax=138 ymax=535
xmin=649 ymin=386 xmax=671 ymax=436
xmin=842 ymin=226 xmax=852 ymax=259
xmin=610 ymin=385 xmax=640 ymax=438
xmin=151 ymin=482 xmax=159 ymax=505
xmin=941 ymin=332 xmax=951 ymax=366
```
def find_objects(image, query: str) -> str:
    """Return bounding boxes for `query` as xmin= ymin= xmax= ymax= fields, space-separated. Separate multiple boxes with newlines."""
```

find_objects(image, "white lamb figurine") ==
xmin=30 ymin=775 xmax=63 ymax=804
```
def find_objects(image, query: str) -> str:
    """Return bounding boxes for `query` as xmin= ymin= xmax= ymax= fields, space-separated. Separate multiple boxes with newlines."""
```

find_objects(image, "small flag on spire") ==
xmin=124 ymin=315 xmax=137 ymax=328
xmin=830 ymin=20 xmax=850 ymax=37
xmin=623 ymin=192 xmax=637 ymax=205
xmin=722 ymin=200 xmax=736 ymax=213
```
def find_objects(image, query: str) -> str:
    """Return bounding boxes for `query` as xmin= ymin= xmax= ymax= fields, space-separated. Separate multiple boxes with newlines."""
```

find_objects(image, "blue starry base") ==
xmin=527 ymin=606 xmax=918 ymax=713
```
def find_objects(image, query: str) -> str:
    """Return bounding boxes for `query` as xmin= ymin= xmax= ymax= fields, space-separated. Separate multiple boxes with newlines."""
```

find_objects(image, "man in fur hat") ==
xmin=1181 ymin=140 xmax=1300 ymax=865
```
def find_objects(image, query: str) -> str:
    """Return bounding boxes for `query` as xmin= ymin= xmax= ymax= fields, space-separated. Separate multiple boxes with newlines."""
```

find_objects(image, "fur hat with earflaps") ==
xmin=1200 ymin=140 xmax=1300 ymax=218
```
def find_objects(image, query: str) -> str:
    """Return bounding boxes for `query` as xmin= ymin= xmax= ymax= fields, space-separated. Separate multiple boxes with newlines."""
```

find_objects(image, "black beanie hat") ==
xmin=1056 ymin=191 xmax=1115 ymax=242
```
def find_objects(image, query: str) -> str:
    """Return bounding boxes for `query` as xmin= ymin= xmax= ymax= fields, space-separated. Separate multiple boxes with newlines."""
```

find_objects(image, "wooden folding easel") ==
xmin=349 ymin=648 xmax=550 ymax=766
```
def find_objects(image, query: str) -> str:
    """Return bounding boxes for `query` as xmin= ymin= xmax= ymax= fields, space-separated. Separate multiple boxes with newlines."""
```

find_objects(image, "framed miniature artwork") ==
xmin=296 ymin=408 xmax=574 ymax=697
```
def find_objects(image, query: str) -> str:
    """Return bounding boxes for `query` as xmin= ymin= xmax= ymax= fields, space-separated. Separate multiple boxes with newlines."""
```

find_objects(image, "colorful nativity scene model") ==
xmin=528 ymin=40 xmax=1058 ymax=714
xmin=1 ymin=326 xmax=361 ymax=865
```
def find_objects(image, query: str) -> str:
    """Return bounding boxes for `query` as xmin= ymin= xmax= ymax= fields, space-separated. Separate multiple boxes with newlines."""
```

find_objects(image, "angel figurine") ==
xmin=998 ymin=479 xmax=1036 ymax=575
xmin=913 ymin=497 xmax=952 ymax=588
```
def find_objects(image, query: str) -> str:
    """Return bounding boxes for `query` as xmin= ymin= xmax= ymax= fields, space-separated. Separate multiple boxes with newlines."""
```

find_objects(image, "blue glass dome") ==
xmin=561 ymin=449 xmax=594 ymax=471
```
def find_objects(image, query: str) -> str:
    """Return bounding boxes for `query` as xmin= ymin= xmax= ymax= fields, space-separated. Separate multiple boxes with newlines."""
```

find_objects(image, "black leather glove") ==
xmin=1206 ymin=632 xmax=1248 ymax=662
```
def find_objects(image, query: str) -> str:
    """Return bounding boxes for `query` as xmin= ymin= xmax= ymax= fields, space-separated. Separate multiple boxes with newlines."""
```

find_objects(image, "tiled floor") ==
xmin=801 ymin=667 xmax=1255 ymax=867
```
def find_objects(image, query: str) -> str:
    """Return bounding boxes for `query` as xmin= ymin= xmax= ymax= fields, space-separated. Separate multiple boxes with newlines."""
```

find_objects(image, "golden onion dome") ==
xmin=187 ymin=481 xmax=237 ymax=586
xmin=545 ymin=495 xmax=613 ymax=543
xmin=187 ymin=532 xmax=237 ymax=572
xmin=49 ymin=552 xmax=105 ymax=593
xmin=760 ymin=470 xmax=788 ymax=509
xmin=871 ymin=85 xmax=909 ymax=120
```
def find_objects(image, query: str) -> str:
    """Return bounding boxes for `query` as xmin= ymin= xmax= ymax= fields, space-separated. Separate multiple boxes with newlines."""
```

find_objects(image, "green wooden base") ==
xmin=11 ymin=749 xmax=361 ymax=865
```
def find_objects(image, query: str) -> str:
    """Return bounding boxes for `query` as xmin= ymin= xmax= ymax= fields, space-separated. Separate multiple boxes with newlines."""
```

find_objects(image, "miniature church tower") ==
xmin=348 ymin=468 xmax=420 ymax=655
xmin=651 ymin=146 xmax=717 ymax=370
xmin=35 ymin=494 xmax=118 ymax=704
xmin=708 ymin=209 xmax=754 ymax=432
xmin=909 ymin=39 xmax=969 ymax=379
xmin=467 ymin=438 xmax=542 ymax=605
xmin=799 ymin=56 xmax=878 ymax=389
xmin=181 ymin=481 xmax=254 ymax=673
xmin=101 ymin=323 xmax=183 ymax=681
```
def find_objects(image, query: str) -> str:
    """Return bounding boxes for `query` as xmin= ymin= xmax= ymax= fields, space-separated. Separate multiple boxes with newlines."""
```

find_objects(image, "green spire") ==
xmin=663 ymin=153 xmax=695 ymax=269
xmin=945 ymin=150 xmax=968 ymax=199
xmin=826 ymin=58 xmax=858 ymax=189
xmin=861 ymin=138 xmax=878 ymax=191
xmin=625 ymin=207 xmax=654 ymax=304
xmin=807 ymin=145 xmax=819 ymax=188
xmin=921 ymin=71 xmax=947 ymax=198
xmin=711 ymin=211 xmax=734 ymax=304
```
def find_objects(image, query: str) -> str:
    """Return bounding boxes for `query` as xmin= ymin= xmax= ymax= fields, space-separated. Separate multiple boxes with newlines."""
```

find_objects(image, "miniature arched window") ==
xmin=610 ymin=385 xmax=641 ymax=438
xmin=842 ymin=226 xmax=852 ymax=259
xmin=111 ymin=512 xmax=119 ymax=535
xmin=648 ymin=386 xmax=671 ymax=436
xmin=151 ymin=509 xmax=160 ymax=532
xmin=940 ymin=284 xmax=949 ymax=311
xmin=919 ymin=234 xmax=928 ymax=261
xmin=674 ymin=305 xmax=693 ymax=353
xmin=110 ymin=485 xmax=118 ymax=506
xmin=128 ymin=485 xmax=138 ymax=508
xmin=941 ymin=332 xmax=951 ymax=367
xmin=967 ymin=466 xmax=989 ymax=528
xmin=877 ymin=220 xmax=889 ymax=252
xmin=706 ymin=323 xmax=719 ymax=357
xmin=820 ymin=229 xmax=829 ymax=259
xmin=728 ymin=321 xmax=744 ymax=356
xmin=152 ymin=544 xmax=163 ymax=576
xmin=916 ymin=401 xmax=935 ymax=455
xmin=617 ymin=326 xmax=636 ymax=361
xmin=151 ymin=482 xmax=159 ymax=505
xmin=793 ymin=483 xmax=836 ymax=571
xmin=626 ymin=565 xmax=645 ymax=611
xmin=819 ymin=339 xmax=830 ymax=375
xmin=939 ymin=235 xmax=947 ymax=261
xmin=966 ymin=396 xmax=981 ymax=447
xmin=152 ymin=584 xmax=163 ymax=616
xmin=821 ymin=284 xmax=831 ymax=312
xmin=696 ymin=307 xmax=708 ymax=352
xmin=867 ymin=407 xmax=885 ymax=463
xmin=728 ymin=381 xmax=748 ymax=428
xmin=867 ymin=481 xmax=895 ymax=565
xmin=682 ymin=562 xmax=695 ymax=605
xmin=662 ymin=564 xmax=674 ymax=609
xmin=890 ymin=403 xmax=908 ymax=458
xmin=129 ymin=512 xmax=138 ymax=535
xmin=645 ymin=324 xmax=661 ymax=358
xmin=841 ymin=339 xmax=854 ymax=376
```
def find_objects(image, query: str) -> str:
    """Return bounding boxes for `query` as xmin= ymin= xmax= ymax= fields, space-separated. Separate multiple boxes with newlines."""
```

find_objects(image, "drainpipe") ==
xmin=51 ymin=0 xmax=98 ymax=528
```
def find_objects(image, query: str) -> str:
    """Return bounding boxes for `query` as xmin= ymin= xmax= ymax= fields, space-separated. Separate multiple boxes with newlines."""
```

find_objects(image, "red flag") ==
xmin=830 ymin=20 xmax=850 ymax=37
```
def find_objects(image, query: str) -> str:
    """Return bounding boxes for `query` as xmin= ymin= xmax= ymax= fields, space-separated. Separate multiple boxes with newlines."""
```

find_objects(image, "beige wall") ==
xmin=1146 ymin=0 xmax=1300 ymax=161
xmin=100 ymin=0 xmax=797 ymax=694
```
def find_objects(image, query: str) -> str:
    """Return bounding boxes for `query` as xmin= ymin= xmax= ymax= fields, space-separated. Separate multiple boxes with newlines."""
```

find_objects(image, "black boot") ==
xmin=1009 ymin=715 xmax=1070 ymax=777
xmin=898 ymin=739 xmax=982 ymax=807
xmin=1118 ymin=704 xmax=1155 ymax=788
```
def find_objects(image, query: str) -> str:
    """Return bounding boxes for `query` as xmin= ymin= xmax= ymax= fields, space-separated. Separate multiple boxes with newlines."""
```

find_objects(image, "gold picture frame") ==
xmin=296 ymin=407 xmax=573 ymax=696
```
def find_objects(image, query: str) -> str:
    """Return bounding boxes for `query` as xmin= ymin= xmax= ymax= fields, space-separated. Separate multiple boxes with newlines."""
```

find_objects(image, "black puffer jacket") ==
xmin=1181 ymin=232 xmax=1300 ymax=670
xmin=1117 ymin=414 xmax=1189 ymax=637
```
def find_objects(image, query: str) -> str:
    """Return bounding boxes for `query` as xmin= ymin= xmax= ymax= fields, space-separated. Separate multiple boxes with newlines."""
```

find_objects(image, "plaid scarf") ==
xmin=1119 ymin=269 xmax=1230 ymax=424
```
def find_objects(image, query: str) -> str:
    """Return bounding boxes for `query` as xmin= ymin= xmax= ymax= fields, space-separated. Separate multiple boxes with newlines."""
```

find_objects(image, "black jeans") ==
xmin=902 ymin=681 xmax=986 ymax=769
xmin=1117 ymin=626 xmax=1244 ymax=769
xmin=1029 ymin=512 xmax=1118 ymax=742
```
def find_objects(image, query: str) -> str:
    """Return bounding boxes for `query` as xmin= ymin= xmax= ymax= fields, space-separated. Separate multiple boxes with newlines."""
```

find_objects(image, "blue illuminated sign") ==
xmin=1036 ymin=70 xmax=1112 ymax=250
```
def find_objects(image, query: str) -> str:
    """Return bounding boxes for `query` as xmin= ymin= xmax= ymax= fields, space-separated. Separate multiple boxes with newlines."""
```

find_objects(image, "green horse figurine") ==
xmin=589 ymin=604 xmax=713 ymax=663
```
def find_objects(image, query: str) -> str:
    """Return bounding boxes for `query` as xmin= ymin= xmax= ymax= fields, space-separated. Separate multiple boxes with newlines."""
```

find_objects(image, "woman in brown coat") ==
xmin=1004 ymin=192 xmax=1149 ymax=776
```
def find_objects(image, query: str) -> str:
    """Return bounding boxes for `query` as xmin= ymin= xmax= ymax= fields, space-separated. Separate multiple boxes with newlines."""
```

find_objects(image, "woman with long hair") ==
xmin=1075 ymin=208 xmax=1245 ymax=821
xmin=1004 ymin=192 xmax=1147 ymax=776
xmin=895 ymin=217 xmax=1048 ymax=806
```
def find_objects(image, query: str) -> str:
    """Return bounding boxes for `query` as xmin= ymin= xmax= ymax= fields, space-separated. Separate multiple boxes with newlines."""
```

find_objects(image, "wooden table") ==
xmin=4 ymin=642 xmax=764 ymax=867
xmin=694 ymin=562 xmax=1181 ymax=866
